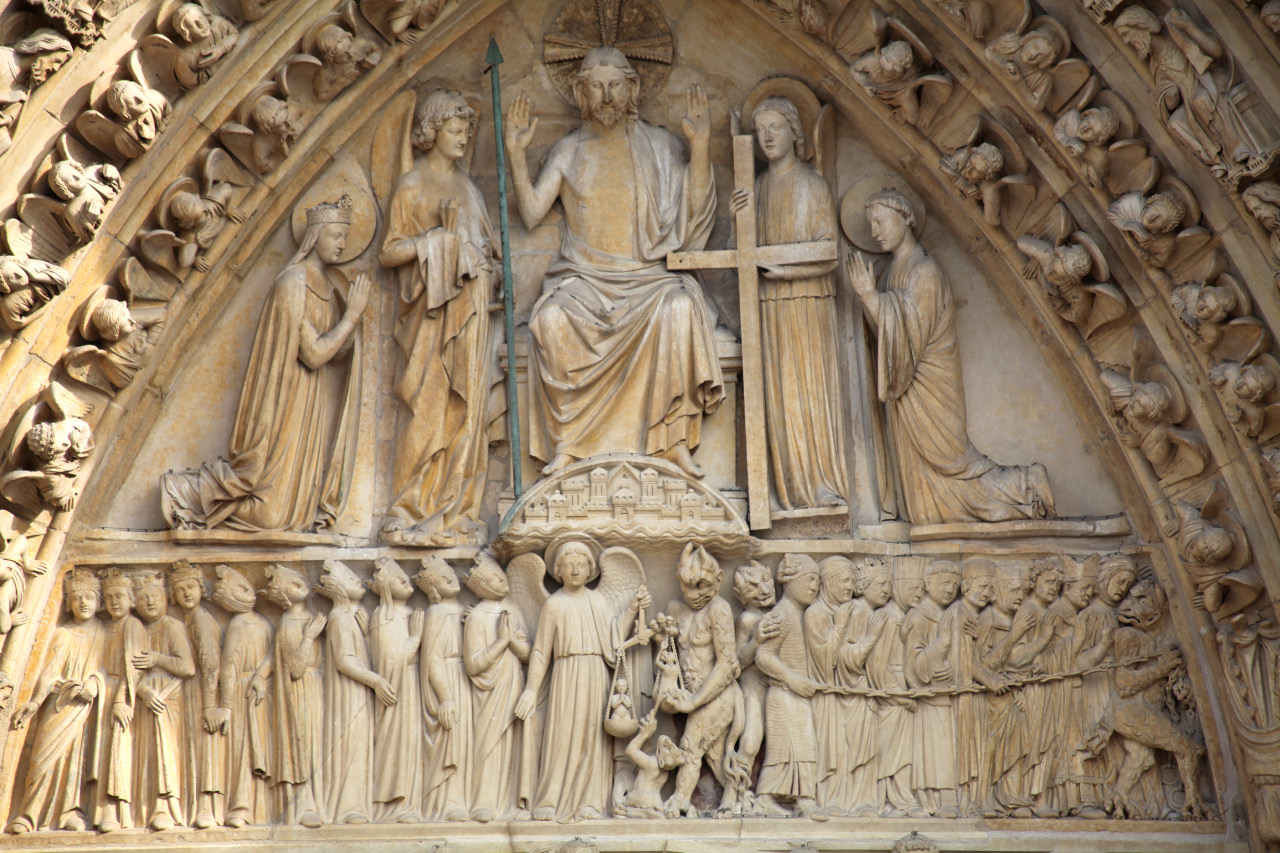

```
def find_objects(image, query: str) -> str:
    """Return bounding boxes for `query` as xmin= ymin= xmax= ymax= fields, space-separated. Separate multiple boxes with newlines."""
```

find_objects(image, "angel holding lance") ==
xmin=513 ymin=539 xmax=651 ymax=822
xmin=378 ymin=88 xmax=504 ymax=546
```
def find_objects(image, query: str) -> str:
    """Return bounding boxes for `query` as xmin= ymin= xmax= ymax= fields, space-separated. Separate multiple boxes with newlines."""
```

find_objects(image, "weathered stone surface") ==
xmin=2 ymin=0 xmax=1280 ymax=848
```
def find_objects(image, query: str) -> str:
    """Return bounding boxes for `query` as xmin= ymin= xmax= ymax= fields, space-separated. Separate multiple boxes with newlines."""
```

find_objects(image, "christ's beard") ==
xmin=584 ymin=102 xmax=625 ymax=127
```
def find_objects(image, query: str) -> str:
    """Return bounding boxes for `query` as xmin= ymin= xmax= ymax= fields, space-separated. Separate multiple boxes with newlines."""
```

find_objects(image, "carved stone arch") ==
xmin=1 ymin=0 xmax=1278 ymax=846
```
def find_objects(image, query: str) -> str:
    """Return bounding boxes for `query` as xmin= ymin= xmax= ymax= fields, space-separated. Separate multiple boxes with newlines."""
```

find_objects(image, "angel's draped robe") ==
xmin=528 ymin=587 xmax=622 ymax=821
xmin=874 ymin=243 xmax=1052 ymax=525
xmin=382 ymin=165 xmax=504 ymax=537
xmin=755 ymin=161 xmax=849 ymax=509
xmin=527 ymin=120 xmax=724 ymax=463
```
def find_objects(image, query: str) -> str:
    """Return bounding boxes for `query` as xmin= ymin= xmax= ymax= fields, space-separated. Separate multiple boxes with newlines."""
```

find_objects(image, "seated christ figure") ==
xmin=504 ymin=47 xmax=724 ymax=480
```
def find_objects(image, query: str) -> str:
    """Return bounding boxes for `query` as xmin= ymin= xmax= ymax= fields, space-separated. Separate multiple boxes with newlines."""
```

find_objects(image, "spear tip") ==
xmin=485 ymin=36 xmax=504 ymax=68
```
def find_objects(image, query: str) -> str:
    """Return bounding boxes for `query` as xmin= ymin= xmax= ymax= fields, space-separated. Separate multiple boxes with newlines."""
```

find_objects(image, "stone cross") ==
xmin=667 ymin=134 xmax=838 ymax=531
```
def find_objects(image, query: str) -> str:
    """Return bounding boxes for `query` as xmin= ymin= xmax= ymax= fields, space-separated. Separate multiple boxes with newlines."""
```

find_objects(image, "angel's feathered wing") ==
xmin=506 ymin=552 xmax=548 ymax=642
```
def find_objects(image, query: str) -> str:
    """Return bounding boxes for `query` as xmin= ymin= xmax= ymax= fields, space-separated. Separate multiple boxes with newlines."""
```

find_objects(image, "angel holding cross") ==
xmin=729 ymin=93 xmax=849 ymax=513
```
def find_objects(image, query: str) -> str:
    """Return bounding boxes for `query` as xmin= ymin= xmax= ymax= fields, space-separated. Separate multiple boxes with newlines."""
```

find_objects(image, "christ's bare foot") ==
xmin=381 ymin=516 xmax=411 ymax=534
xmin=542 ymin=452 xmax=576 ymax=476
xmin=661 ymin=443 xmax=704 ymax=478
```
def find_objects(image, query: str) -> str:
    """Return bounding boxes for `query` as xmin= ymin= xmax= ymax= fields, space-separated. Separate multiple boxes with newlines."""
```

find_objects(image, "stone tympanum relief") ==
xmin=506 ymin=48 xmax=723 ymax=483
xmin=734 ymin=93 xmax=849 ymax=515
xmin=160 ymin=194 xmax=369 ymax=533
xmin=7 ymin=0 xmax=1280 ymax=847
xmin=377 ymin=88 xmax=505 ymax=548
xmin=846 ymin=188 xmax=1054 ymax=525
xmin=4 ymin=554 xmax=1210 ymax=831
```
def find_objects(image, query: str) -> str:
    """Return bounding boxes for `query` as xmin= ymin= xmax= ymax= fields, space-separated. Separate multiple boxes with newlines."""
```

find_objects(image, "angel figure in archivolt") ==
xmin=506 ymin=539 xmax=652 ymax=822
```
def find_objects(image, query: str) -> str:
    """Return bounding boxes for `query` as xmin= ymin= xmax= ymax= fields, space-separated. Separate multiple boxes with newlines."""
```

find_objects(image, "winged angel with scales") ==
xmin=506 ymin=539 xmax=651 ymax=822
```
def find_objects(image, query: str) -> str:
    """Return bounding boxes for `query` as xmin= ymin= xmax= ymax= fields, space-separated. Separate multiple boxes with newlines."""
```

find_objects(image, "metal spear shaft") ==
xmin=486 ymin=36 xmax=522 ymax=500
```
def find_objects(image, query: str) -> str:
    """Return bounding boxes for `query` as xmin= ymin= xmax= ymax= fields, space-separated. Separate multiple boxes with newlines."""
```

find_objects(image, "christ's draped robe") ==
xmin=528 ymin=120 xmax=724 ymax=463
xmin=875 ymin=243 xmax=1051 ymax=525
